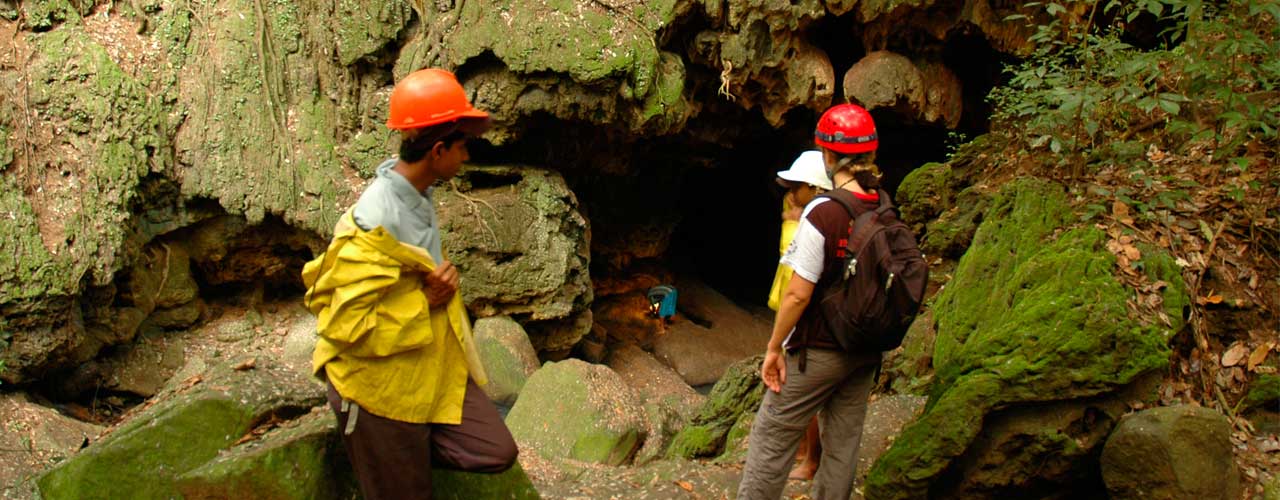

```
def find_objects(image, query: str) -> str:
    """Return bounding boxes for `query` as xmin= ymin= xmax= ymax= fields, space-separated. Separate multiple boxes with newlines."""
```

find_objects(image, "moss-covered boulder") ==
xmin=667 ymin=354 xmax=765 ymax=460
xmin=1100 ymin=405 xmax=1241 ymax=500
xmin=175 ymin=408 xmax=354 ymax=500
xmin=0 ymin=23 xmax=172 ymax=383
xmin=36 ymin=359 xmax=323 ymax=499
xmin=474 ymin=316 xmax=542 ymax=406
xmin=885 ymin=309 xmax=937 ymax=395
xmin=605 ymin=343 xmax=705 ymax=464
xmin=1266 ymin=474 xmax=1280 ymax=500
xmin=505 ymin=359 xmax=646 ymax=465
xmin=864 ymin=178 xmax=1189 ymax=499
xmin=403 ymin=0 xmax=693 ymax=139
xmin=432 ymin=463 xmax=542 ymax=500
xmin=1245 ymin=374 xmax=1280 ymax=411
xmin=438 ymin=166 xmax=592 ymax=354
xmin=895 ymin=148 xmax=990 ymax=260
xmin=172 ymin=402 xmax=540 ymax=500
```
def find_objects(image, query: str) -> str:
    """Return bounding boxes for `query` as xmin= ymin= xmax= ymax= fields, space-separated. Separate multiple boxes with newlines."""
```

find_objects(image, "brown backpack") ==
xmin=816 ymin=189 xmax=929 ymax=352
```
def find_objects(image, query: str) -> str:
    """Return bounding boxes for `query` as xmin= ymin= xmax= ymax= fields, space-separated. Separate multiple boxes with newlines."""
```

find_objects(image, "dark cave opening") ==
xmin=943 ymin=31 xmax=1015 ymax=134
xmin=474 ymin=104 xmax=969 ymax=310
xmin=808 ymin=11 xmax=865 ymax=104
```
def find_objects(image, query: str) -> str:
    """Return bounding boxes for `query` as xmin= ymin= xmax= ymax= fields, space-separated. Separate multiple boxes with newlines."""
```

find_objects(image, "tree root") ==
xmin=449 ymin=180 xmax=499 ymax=246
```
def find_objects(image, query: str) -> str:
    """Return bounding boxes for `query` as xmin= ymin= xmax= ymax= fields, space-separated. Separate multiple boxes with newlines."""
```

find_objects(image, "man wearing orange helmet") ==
xmin=738 ymin=103 xmax=886 ymax=500
xmin=303 ymin=68 xmax=516 ymax=500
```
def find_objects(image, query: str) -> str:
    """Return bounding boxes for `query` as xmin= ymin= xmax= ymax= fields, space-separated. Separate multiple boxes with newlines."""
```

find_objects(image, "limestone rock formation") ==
xmin=865 ymin=178 xmax=1191 ymax=499
xmin=668 ymin=354 xmax=764 ymax=460
xmin=843 ymin=51 xmax=963 ymax=128
xmin=605 ymin=343 xmax=705 ymax=464
xmin=437 ymin=166 xmax=592 ymax=354
xmin=1101 ymin=405 xmax=1241 ymax=500
xmin=473 ymin=316 xmax=542 ymax=406
xmin=173 ymin=409 xmax=354 ymax=500
xmin=505 ymin=359 xmax=646 ymax=466
xmin=37 ymin=358 xmax=325 ymax=499
xmin=0 ymin=393 xmax=104 ymax=499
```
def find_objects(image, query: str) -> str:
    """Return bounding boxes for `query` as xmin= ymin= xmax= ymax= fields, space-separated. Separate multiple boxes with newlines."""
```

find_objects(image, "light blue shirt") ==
xmin=352 ymin=159 xmax=445 ymax=264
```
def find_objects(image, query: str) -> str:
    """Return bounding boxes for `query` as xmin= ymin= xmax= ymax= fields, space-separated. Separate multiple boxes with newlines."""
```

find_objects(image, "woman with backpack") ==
xmin=767 ymin=150 xmax=831 ymax=481
xmin=738 ymin=103 xmax=926 ymax=500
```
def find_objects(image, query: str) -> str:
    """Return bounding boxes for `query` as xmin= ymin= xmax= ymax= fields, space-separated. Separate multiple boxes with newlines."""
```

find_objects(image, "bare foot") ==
xmin=788 ymin=461 xmax=817 ymax=480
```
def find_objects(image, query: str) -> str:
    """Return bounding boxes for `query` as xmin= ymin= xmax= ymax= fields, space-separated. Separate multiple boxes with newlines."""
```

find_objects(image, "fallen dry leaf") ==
xmin=1198 ymin=294 xmax=1224 ymax=305
xmin=1247 ymin=343 xmax=1272 ymax=371
xmin=1222 ymin=343 xmax=1250 ymax=367
xmin=1123 ymin=245 xmax=1142 ymax=260
xmin=235 ymin=358 xmax=257 ymax=371
xmin=675 ymin=480 xmax=694 ymax=492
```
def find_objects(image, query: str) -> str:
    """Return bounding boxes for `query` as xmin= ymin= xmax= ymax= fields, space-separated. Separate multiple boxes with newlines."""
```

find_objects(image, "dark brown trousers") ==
xmin=326 ymin=379 xmax=519 ymax=500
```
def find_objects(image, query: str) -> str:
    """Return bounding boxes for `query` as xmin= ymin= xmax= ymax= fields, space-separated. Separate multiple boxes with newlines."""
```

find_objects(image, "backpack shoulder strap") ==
xmin=821 ymin=190 xmax=884 ymax=254
xmin=873 ymin=189 xmax=897 ymax=218
xmin=817 ymin=189 xmax=865 ymax=219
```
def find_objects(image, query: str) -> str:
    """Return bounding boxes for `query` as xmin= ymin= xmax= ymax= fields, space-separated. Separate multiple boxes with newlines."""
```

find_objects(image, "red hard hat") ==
xmin=386 ymin=68 xmax=489 ymax=130
xmin=815 ymin=104 xmax=878 ymax=154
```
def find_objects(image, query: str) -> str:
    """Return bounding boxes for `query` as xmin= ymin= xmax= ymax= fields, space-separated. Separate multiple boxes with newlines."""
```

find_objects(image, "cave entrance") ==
xmin=667 ymin=105 xmax=957 ymax=308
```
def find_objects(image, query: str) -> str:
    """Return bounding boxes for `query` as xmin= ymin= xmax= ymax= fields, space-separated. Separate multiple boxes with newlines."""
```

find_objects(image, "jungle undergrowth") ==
xmin=986 ymin=0 xmax=1279 ymax=491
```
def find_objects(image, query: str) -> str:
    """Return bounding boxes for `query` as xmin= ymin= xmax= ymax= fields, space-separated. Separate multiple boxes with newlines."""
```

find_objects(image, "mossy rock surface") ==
xmin=667 ymin=354 xmax=764 ymax=460
xmin=1245 ymin=374 xmax=1280 ymax=411
xmin=864 ymin=178 xmax=1189 ymax=500
xmin=896 ymin=161 xmax=953 ymax=227
xmin=0 ymin=22 xmax=174 ymax=382
xmin=36 ymin=359 xmax=324 ymax=499
xmin=885 ymin=309 xmax=937 ymax=395
xmin=176 ymin=409 xmax=353 ymax=500
xmin=439 ymin=166 xmax=592 ymax=353
xmin=1100 ymin=405 xmax=1240 ymax=500
xmin=505 ymin=359 xmax=646 ymax=465
xmin=432 ymin=462 xmax=542 ymax=500
xmin=473 ymin=316 xmax=541 ymax=406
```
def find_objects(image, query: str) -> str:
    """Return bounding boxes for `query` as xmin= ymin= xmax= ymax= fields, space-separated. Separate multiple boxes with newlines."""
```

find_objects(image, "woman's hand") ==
xmin=761 ymin=346 xmax=786 ymax=393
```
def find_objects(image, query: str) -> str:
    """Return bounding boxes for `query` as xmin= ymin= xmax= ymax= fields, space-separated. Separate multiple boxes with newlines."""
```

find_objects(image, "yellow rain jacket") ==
xmin=303 ymin=211 xmax=487 ymax=425
xmin=767 ymin=199 xmax=800 ymax=311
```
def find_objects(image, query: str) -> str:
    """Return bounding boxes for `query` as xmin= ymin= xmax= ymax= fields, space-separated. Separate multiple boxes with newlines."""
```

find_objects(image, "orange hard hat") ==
xmin=386 ymin=68 xmax=489 ymax=130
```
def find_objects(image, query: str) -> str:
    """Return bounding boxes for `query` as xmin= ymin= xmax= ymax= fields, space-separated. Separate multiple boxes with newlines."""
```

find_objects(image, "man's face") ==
xmin=430 ymin=139 xmax=470 ymax=181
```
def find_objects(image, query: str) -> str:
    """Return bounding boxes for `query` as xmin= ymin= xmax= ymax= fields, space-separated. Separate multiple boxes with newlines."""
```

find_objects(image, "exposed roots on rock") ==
xmin=449 ymin=179 xmax=499 ymax=246
xmin=718 ymin=60 xmax=736 ymax=102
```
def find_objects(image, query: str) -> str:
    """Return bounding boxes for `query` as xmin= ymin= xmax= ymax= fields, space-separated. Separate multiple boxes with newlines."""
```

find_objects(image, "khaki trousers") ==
xmin=326 ymin=379 xmax=518 ymax=500
xmin=737 ymin=348 xmax=880 ymax=500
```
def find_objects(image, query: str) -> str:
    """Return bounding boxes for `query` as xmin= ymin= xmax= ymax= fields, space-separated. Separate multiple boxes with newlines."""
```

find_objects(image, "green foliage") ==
xmin=991 ymin=0 xmax=1280 ymax=173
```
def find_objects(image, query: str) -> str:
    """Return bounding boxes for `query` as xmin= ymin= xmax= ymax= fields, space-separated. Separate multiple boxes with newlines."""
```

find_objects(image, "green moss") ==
xmin=667 ymin=423 xmax=719 ymax=458
xmin=176 ymin=412 xmax=345 ymax=500
xmin=865 ymin=178 xmax=1188 ymax=500
xmin=432 ymin=462 xmax=542 ymax=500
xmin=713 ymin=412 xmax=755 ymax=464
xmin=634 ymin=51 xmax=687 ymax=132
xmin=505 ymin=360 xmax=644 ymax=465
xmin=1245 ymin=374 xmax=1280 ymax=411
xmin=39 ymin=394 xmax=255 ymax=499
xmin=0 ymin=177 xmax=66 ymax=302
xmin=333 ymin=0 xmax=412 ymax=65
xmin=445 ymin=0 xmax=676 ymax=88
xmin=172 ymin=0 xmax=348 ymax=234
xmin=21 ymin=0 xmax=89 ymax=30
xmin=1 ymin=27 xmax=166 ymax=308
xmin=668 ymin=355 xmax=764 ymax=459
xmin=897 ymin=161 xmax=952 ymax=226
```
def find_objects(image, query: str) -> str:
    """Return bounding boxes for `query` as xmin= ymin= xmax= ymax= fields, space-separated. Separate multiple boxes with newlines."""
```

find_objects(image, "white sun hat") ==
xmin=776 ymin=150 xmax=832 ymax=191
